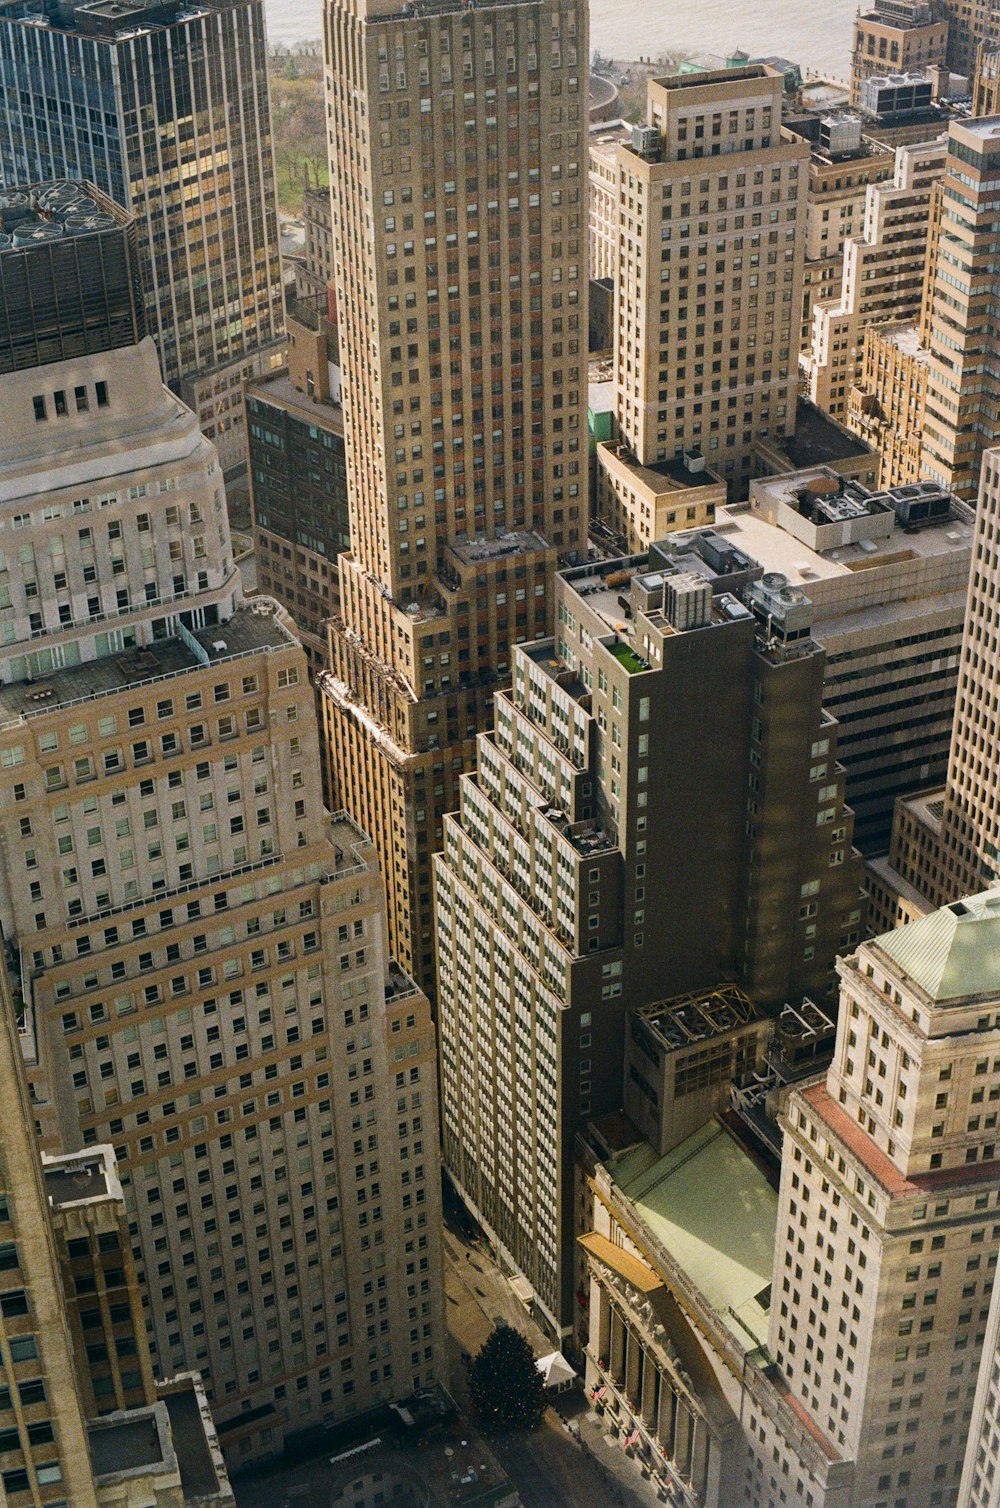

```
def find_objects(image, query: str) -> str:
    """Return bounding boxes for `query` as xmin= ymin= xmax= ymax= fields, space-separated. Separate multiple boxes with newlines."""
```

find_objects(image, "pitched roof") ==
xmin=874 ymin=887 xmax=1000 ymax=1002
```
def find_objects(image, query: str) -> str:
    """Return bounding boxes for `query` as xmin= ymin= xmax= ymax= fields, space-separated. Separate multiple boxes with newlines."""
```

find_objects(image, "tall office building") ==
xmin=0 ymin=186 xmax=444 ymax=1466
xmin=602 ymin=65 xmax=807 ymax=507
xmin=919 ymin=116 xmax=1000 ymax=501
xmin=773 ymin=893 xmax=1000 ymax=1507
xmin=850 ymin=0 xmax=950 ymax=105
xmin=847 ymin=116 xmax=1000 ymax=503
xmin=960 ymin=1252 xmax=1000 ymax=1508
xmin=716 ymin=467 xmax=973 ymax=854
xmin=576 ymin=889 xmax=1000 ymax=1507
xmin=0 ymin=928 xmax=234 ymax=1506
xmin=0 ymin=0 xmax=286 ymax=471
xmin=935 ymin=447 xmax=1000 ymax=900
xmin=434 ymin=545 xmax=862 ymax=1335
xmin=868 ymin=438 xmax=1000 ymax=928
xmin=320 ymin=0 xmax=589 ymax=990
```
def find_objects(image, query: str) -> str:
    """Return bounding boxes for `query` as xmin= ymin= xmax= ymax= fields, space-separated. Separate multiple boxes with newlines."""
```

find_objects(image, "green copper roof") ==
xmin=874 ymin=887 xmax=1000 ymax=1003
xmin=613 ymin=1120 xmax=778 ymax=1349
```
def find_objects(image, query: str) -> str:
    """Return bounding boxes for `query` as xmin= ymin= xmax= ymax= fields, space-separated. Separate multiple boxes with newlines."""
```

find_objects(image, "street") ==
xmin=441 ymin=1227 xmax=661 ymax=1508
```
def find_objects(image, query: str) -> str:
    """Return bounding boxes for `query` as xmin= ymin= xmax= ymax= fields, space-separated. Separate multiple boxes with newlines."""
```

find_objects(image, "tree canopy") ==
xmin=468 ymin=1324 xmax=548 ymax=1435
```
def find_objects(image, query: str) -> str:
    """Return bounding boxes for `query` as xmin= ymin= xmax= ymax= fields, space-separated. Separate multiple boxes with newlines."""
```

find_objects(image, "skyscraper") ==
xmin=803 ymin=135 xmax=945 ymax=422
xmin=320 ymin=0 xmax=589 ymax=991
xmin=0 ymin=916 xmax=234 ymax=1506
xmin=0 ymin=0 xmax=286 ymax=470
xmin=919 ymin=117 xmax=1000 ymax=501
xmin=0 ymin=184 xmax=444 ymax=1467
xmin=576 ymin=888 xmax=1000 ymax=1507
xmin=773 ymin=893 xmax=1000 ymax=1507
xmin=434 ymin=543 xmax=862 ymax=1335
xmin=600 ymin=65 xmax=808 ymax=509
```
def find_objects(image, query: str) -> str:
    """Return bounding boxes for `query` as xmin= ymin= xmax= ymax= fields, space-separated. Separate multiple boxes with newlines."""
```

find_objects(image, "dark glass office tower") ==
xmin=0 ymin=0 xmax=285 ymax=467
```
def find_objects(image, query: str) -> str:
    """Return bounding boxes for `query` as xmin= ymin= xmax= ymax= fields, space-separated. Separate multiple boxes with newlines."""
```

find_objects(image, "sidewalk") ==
xmin=442 ymin=1227 xmax=662 ymax=1507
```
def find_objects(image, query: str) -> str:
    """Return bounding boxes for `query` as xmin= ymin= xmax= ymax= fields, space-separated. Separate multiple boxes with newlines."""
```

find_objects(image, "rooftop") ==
xmin=446 ymin=529 xmax=549 ymax=568
xmin=0 ymin=180 xmax=132 ymax=253
xmin=162 ymin=1384 xmax=228 ymax=1503
xmin=43 ymin=1148 xmax=117 ymax=1207
xmin=599 ymin=441 xmax=724 ymax=494
xmin=715 ymin=488 xmax=971 ymax=595
xmin=873 ymin=887 xmax=1000 ymax=1002
xmin=246 ymin=369 xmax=344 ymax=429
xmin=635 ymin=984 xmax=766 ymax=1053
xmin=610 ymin=1119 xmax=779 ymax=1349
xmin=0 ymin=604 xmax=296 ymax=726
xmin=780 ymin=399 xmax=872 ymax=469
xmin=0 ymin=0 xmax=238 ymax=39
xmin=88 ymin=1409 xmax=168 ymax=1481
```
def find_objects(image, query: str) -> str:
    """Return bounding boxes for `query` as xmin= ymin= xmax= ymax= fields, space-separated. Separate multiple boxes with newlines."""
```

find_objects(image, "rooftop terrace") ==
xmin=0 ymin=604 xmax=296 ymax=727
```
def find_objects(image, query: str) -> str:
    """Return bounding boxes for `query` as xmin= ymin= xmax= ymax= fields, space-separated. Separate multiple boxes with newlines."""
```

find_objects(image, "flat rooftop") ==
xmin=162 ymin=1386 xmax=224 ymax=1502
xmin=447 ymin=529 xmax=548 ymax=566
xmin=0 ymin=0 xmax=238 ymax=38
xmin=43 ymin=1153 xmax=114 ymax=1207
xmin=89 ymin=1412 xmax=165 ymax=1480
xmin=0 ymin=606 xmax=295 ymax=726
xmin=246 ymin=370 xmax=344 ymax=431
xmin=635 ymin=984 xmax=765 ymax=1053
xmin=611 ymin=1119 xmax=779 ymax=1349
xmin=716 ymin=494 xmax=972 ymax=590
xmin=599 ymin=442 xmax=724 ymax=494
xmin=781 ymin=400 xmax=872 ymax=469
xmin=883 ymin=322 xmax=928 ymax=359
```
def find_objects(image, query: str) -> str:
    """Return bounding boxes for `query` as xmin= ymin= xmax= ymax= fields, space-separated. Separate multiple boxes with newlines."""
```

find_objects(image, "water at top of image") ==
xmin=264 ymin=0 xmax=852 ymax=80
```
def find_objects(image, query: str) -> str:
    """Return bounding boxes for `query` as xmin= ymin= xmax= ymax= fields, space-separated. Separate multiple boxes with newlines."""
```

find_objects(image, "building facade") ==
xmin=803 ymin=135 xmax=944 ymax=422
xmin=848 ymin=321 xmax=930 ymax=488
xmin=850 ymin=0 xmax=950 ymax=105
xmin=578 ymin=889 xmax=1000 ymax=1508
xmin=773 ymin=895 xmax=1000 ymax=1507
xmin=919 ymin=117 xmax=1000 ymax=501
xmin=247 ymin=294 xmax=349 ymax=674
xmin=607 ymin=66 xmax=808 ymax=498
xmin=434 ymin=546 xmax=862 ymax=1335
xmin=0 ymin=907 xmax=234 ymax=1507
xmin=0 ymin=0 xmax=286 ymax=470
xmin=0 ymin=187 xmax=444 ymax=1467
xmin=320 ymin=0 xmax=589 ymax=992
xmin=721 ymin=467 xmax=973 ymax=853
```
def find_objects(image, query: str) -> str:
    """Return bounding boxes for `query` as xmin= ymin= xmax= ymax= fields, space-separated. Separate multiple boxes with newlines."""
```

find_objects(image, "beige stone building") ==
xmin=0 ymin=904 xmax=234 ymax=1508
xmin=790 ymin=121 xmax=894 ymax=352
xmin=594 ymin=439 xmax=725 ymax=552
xmin=320 ymin=0 xmax=589 ymax=993
xmin=848 ymin=321 xmax=930 ymax=488
xmin=588 ymin=118 xmax=631 ymax=283
xmin=803 ymin=135 xmax=945 ymax=421
xmin=0 ymin=189 xmax=444 ymax=1467
xmin=850 ymin=0 xmax=950 ymax=105
xmin=578 ymin=889 xmax=1000 ymax=1507
xmin=608 ymin=66 xmax=807 ymax=498
xmin=919 ymin=117 xmax=1000 ymax=502
xmin=867 ymin=439 xmax=1000 ymax=925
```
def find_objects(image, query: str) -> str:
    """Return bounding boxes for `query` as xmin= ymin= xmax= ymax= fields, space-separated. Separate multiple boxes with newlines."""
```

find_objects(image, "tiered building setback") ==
xmin=435 ymin=545 xmax=862 ymax=1334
